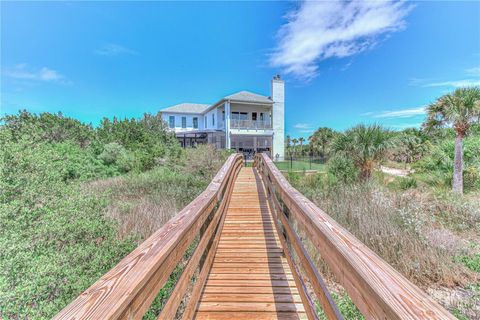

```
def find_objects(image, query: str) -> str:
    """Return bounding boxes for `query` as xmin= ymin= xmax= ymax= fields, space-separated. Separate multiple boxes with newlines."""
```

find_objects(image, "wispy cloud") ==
xmin=363 ymin=106 xmax=426 ymax=119
xmin=423 ymin=79 xmax=480 ymax=88
xmin=293 ymin=123 xmax=312 ymax=129
xmin=3 ymin=64 xmax=67 ymax=83
xmin=466 ymin=67 xmax=480 ymax=76
xmin=94 ymin=43 xmax=138 ymax=56
xmin=270 ymin=1 xmax=412 ymax=80
xmin=410 ymin=66 xmax=480 ymax=88
xmin=293 ymin=123 xmax=314 ymax=133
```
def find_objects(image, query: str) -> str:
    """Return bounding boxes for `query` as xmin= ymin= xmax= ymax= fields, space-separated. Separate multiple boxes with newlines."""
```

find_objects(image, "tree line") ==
xmin=286 ymin=87 xmax=480 ymax=194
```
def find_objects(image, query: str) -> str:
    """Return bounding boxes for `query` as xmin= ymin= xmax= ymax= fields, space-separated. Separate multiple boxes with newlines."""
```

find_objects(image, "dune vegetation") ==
xmin=0 ymin=111 xmax=229 ymax=319
xmin=285 ymin=88 xmax=480 ymax=319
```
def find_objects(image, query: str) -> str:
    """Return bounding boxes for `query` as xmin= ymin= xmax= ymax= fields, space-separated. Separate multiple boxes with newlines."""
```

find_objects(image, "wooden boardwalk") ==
xmin=195 ymin=167 xmax=307 ymax=320
xmin=55 ymin=154 xmax=454 ymax=320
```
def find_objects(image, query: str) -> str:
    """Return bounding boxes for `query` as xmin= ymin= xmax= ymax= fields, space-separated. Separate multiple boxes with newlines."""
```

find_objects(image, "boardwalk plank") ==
xmin=194 ymin=168 xmax=308 ymax=320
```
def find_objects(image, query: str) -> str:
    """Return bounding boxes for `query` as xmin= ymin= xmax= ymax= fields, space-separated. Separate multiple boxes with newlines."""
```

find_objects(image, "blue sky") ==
xmin=1 ymin=1 xmax=479 ymax=138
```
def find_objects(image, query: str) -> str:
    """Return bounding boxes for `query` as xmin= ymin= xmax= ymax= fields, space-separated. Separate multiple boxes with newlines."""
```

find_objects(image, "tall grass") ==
xmin=88 ymin=167 xmax=209 ymax=241
xmin=292 ymin=174 xmax=478 ymax=288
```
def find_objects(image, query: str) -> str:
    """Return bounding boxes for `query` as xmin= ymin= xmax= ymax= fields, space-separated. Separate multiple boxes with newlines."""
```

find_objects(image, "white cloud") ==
xmin=270 ymin=1 xmax=412 ymax=80
xmin=3 ymin=64 xmax=66 ymax=83
xmin=293 ymin=123 xmax=314 ymax=133
xmin=94 ymin=43 xmax=138 ymax=56
xmin=364 ymin=106 xmax=426 ymax=119
xmin=409 ymin=66 xmax=480 ymax=88
xmin=293 ymin=123 xmax=312 ymax=129
xmin=423 ymin=79 xmax=480 ymax=88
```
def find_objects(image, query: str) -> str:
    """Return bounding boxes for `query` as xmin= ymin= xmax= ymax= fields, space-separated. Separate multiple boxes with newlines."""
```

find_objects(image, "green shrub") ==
xmin=0 ymin=111 xmax=187 ymax=318
xmin=98 ymin=142 xmax=127 ymax=165
xmin=456 ymin=254 xmax=480 ymax=273
xmin=0 ymin=136 xmax=135 ymax=319
xmin=415 ymin=136 xmax=480 ymax=191
xmin=327 ymin=155 xmax=359 ymax=184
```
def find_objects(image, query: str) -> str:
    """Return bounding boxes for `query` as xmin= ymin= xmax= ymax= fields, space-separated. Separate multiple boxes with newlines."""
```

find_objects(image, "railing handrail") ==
xmin=54 ymin=154 xmax=243 ymax=320
xmin=254 ymin=153 xmax=454 ymax=320
xmin=231 ymin=119 xmax=272 ymax=129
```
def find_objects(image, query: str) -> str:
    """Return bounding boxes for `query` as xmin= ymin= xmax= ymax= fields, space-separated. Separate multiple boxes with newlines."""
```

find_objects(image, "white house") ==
xmin=159 ymin=75 xmax=285 ymax=160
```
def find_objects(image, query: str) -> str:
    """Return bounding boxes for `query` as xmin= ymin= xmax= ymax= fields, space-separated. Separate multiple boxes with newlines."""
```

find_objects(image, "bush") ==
xmin=0 ymin=111 xmax=188 ymax=318
xmin=327 ymin=155 xmax=359 ymax=184
xmin=415 ymin=136 xmax=480 ymax=191
xmin=98 ymin=142 xmax=127 ymax=165
xmin=0 ymin=135 xmax=135 ymax=319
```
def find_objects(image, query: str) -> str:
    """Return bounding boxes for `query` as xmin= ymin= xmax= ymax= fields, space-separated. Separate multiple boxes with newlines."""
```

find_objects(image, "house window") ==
xmin=181 ymin=116 xmax=186 ymax=128
xmin=205 ymin=116 xmax=207 ymax=128
xmin=169 ymin=116 xmax=175 ymax=128
xmin=231 ymin=112 xmax=248 ymax=120
xmin=260 ymin=113 xmax=264 ymax=121
xmin=212 ymin=114 xmax=215 ymax=126
xmin=252 ymin=112 xmax=257 ymax=121
xmin=193 ymin=117 xmax=198 ymax=129
xmin=222 ymin=111 xmax=225 ymax=121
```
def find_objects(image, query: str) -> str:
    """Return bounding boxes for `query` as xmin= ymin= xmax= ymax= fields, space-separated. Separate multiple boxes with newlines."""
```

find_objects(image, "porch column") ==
xmin=225 ymin=100 xmax=231 ymax=149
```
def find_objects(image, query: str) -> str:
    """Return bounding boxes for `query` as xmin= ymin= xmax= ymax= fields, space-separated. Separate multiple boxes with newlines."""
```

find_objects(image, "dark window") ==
xmin=222 ymin=111 xmax=225 ymax=121
xmin=260 ymin=113 xmax=264 ymax=121
xmin=193 ymin=117 xmax=198 ymax=129
xmin=204 ymin=116 xmax=207 ymax=128
xmin=181 ymin=117 xmax=186 ymax=128
xmin=212 ymin=114 xmax=215 ymax=126
xmin=169 ymin=116 xmax=175 ymax=128
xmin=252 ymin=112 xmax=257 ymax=121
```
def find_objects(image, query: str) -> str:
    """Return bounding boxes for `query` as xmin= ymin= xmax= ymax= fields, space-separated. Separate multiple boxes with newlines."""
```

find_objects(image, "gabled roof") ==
xmin=160 ymin=91 xmax=273 ymax=115
xmin=160 ymin=103 xmax=210 ymax=114
xmin=224 ymin=91 xmax=272 ymax=104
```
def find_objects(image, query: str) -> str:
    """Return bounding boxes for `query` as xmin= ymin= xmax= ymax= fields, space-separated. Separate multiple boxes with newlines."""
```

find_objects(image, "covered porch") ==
xmin=230 ymin=134 xmax=272 ymax=160
xmin=176 ymin=131 xmax=225 ymax=149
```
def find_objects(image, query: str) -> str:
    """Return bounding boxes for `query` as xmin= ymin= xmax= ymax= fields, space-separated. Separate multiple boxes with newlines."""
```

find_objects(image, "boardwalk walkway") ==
xmin=195 ymin=167 xmax=306 ymax=320
xmin=54 ymin=154 xmax=454 ymax=320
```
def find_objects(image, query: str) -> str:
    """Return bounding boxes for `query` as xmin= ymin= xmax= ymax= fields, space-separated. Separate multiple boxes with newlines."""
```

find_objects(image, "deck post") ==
xmin=225 ymin=100 xmax=231 ymax=149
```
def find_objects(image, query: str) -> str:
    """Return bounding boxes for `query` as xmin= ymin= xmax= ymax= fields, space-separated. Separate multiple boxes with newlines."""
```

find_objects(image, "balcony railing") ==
xmin=231 ymin=119 xmax=272 ymax=130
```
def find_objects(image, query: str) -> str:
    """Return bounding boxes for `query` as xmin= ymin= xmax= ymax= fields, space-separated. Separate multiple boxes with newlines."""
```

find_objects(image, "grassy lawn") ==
xmin=274 ymin=160 xmax=326 ymax=171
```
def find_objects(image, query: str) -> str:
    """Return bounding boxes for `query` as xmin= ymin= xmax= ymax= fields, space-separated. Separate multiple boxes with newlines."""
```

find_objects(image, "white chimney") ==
xmin=271 ymin=75 xmax=285 ymax=160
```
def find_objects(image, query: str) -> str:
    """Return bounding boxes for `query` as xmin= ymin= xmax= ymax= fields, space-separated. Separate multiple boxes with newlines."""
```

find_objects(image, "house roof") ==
xmin=160 ymin=103 xmax=210 ymax=114
xmin=160 ymin=91 xmax=273 ymax=115
xmin=224 ymin=91 xmax=272 ymax=104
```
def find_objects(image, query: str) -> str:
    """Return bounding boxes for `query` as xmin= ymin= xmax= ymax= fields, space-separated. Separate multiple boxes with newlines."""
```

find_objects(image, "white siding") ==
xmin=161 ymin=112 xmax=203 ymax=131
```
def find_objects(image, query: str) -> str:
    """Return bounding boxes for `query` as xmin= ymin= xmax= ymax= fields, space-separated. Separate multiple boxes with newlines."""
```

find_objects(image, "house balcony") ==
xmin=230 ymin=120 xmax=272 ymax=130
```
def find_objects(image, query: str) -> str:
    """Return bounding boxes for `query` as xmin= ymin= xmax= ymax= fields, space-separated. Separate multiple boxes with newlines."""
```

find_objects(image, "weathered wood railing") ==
xmin=54 ymin=154 xmax=243 ymax=320
xmin=254 ymin=153 xmax=454 ymax=320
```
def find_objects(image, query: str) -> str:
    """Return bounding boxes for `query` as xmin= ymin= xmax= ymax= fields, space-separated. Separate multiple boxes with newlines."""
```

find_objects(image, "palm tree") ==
xmin=291 ymin=138 xmax=298 ymax=156
xmin=285 ymin=135 xmax=292 ymax=156
xmin=424 ymin=87 xmax=480 ymax=193
xmin=310 ymin=127 xmax=335 ymax=158
xmin=298 ymin=137 xmax=305 ymax=156
xmin=393 ymin=130 xmax=428 ymax=168
xmin=332 ymin=124 xmax=391 ymax=180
